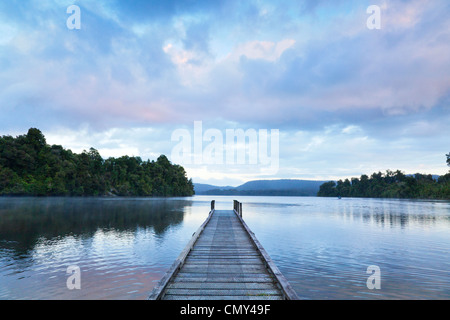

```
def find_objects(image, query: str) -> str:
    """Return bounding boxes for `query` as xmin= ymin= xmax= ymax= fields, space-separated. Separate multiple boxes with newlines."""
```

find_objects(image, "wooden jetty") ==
xmin=148 ymin=200 xmax=299 ymax=300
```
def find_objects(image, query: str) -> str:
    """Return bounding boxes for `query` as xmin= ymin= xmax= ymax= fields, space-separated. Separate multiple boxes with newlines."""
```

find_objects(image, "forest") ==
xmin=317 ymin=159 xmax=450 ymax=200
xmin=0 ymin=128 xmax=195 ymax=197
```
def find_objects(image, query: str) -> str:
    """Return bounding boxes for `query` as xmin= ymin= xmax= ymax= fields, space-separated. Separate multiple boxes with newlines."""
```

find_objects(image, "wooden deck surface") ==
xmin=149 ymin=204 xmax=298 ymax=300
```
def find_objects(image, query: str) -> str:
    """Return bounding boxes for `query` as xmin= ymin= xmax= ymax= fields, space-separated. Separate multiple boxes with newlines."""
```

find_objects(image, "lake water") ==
xmin=0 ymin=196 xmax=449 ymax=300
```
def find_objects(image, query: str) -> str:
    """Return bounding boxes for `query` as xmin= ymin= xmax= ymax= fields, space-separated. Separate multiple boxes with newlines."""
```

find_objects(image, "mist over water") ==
xmin=0 ymin=196 xmax=449 ymax=299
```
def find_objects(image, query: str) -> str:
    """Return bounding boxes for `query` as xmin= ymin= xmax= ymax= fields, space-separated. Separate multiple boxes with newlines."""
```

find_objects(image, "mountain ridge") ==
xmin=194 ymin=174 xmax=443 ymax=197
xmin=194 ymin=179 xmax=328 ymax=196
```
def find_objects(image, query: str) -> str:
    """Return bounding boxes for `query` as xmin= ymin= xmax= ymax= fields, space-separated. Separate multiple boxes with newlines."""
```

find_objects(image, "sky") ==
xmin=0 ymin=0 xmax=449 ymax=186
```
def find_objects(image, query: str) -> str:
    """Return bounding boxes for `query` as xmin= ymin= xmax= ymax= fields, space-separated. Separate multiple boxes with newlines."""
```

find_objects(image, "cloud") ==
xmin=45 ymin=124 xmax=173 ymax=160
xmin=228 ymin=39 xmax=296 ymax=62
xmin=3 ymin=0 xmax=449 ymax=129
xmin=1 ymin=0 xmax=449 ymax=184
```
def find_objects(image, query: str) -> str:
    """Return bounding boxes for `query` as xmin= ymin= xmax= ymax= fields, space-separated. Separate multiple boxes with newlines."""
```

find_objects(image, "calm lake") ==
xmin=0 ymin=195 xmax=449 ymax=300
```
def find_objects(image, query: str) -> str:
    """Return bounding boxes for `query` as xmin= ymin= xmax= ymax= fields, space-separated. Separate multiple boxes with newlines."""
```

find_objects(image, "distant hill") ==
xmin=236 ymin=179 xmax=325 ymax=191
xmin=409 ymin=174 xmax=440 ymax=181
xmin=194 ymin=183 xmax=235 ymax=194
xmin=194 ymin=179 xmax=328 ymax=196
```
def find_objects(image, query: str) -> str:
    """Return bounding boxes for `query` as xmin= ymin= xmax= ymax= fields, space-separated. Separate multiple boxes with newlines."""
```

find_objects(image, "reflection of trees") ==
xmin=336 ymin=200 xmax=450 ymax=229
xmin=0 ymin=198 xmax=192 ymax=255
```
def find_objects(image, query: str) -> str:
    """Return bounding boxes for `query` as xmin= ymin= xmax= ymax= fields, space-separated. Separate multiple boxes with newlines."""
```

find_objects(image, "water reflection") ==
xmin=0 ymin=196 xmax=449 ymax=300
xmin=328 ymin=198 xmax=450 ymax=230
xmin=240 ymin=197 xmax=450 ymax=300
xmin=0 ymin=197 xmax=191 ymax=260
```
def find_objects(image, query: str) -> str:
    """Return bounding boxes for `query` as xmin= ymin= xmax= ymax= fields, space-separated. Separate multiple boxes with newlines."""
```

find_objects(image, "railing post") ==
xmin=233 ymin=200 xmax=243 ymax=218
xmin=211 ymin=200 xmax=215 ymax=211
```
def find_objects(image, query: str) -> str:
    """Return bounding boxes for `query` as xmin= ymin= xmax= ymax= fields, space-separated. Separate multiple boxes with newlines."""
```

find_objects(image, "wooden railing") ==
xmin=233 ymin=200 xmax=242 ymax=217
xmin=231 ymin=200 xmax=299 ymax=300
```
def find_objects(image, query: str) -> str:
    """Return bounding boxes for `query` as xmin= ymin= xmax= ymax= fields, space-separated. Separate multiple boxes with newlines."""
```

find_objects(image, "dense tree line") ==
xmin=0 ymin=128 xmax=194 ymax=197
xmin=318 ymin=166 xmax=450 ymax=200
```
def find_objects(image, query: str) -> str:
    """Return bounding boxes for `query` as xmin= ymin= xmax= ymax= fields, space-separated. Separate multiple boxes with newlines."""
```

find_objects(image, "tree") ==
xmin=0 ymin=128 xmax=194 ymax=197
xmin=26 ymin=128 xmax=47 ymax=151
xmin=318 ymin=168 xmax=449 ymax=200
xmin=394 ymin=170 xmax=405 ymax=182
xmin=317 ymin=181 xmax=337 ymax=197
xmin=446 ymin=153 xmax=450 ymax=167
